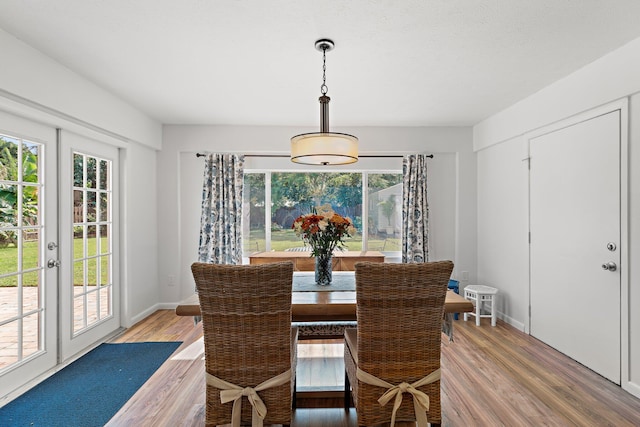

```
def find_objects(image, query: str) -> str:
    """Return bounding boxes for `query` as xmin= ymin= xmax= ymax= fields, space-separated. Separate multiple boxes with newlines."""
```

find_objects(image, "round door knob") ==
xmin=602 ymin=262 xmax=617 ymax=272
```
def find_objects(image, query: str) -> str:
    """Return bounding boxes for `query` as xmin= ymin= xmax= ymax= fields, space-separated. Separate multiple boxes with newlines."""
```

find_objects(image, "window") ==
xmin=243 ymin=171 xmax=402 ymax=255
xmin=242 ymin=173 xmax=265 ymax=253
xmin=367 ymin=173 xmax=402 ymax=252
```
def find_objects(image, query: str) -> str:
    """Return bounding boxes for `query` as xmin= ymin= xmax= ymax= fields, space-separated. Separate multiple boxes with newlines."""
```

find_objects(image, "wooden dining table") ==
xmin=175 ymin=288 xmax=473 ymax=320
xmin=175 ymin=271 xmax=474 ymax=339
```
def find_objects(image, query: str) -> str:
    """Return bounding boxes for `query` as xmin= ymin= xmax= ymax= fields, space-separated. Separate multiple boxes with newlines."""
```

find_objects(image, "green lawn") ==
xmin=0 ymin=237 xmax=108 ymax=287
xmin=244 ymin=228 xmax=400 ymax=253
xmin=3 ymin=230 xmax=398 ymax=287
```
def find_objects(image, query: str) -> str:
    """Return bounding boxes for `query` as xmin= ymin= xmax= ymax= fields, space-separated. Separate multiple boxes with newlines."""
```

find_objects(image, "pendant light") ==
xmin=291 ymin=39 xmax=358 ymax=165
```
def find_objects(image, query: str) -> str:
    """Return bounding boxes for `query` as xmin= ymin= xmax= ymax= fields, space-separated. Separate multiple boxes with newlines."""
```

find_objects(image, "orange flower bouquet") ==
xmin=291 ymin=204 xmax=356 ymax=258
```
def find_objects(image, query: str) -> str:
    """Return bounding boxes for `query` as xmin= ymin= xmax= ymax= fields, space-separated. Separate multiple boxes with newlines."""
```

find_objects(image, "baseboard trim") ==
xmin=498 ymin=312 xmax=525 ymax=332
xmin=126 ymin=302 xmax=187 ymax=328
xmin=622 ymin=379 xmax=640 ymax=399
xmin=128 ymin=304 xmax=162 ymax=327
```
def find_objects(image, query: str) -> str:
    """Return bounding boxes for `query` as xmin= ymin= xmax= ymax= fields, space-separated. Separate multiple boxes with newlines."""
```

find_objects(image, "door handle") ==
xmin=47 ymin=259 xmax=60 ymax=268
xmin=601 ymin=262 xmax=617 ymax=272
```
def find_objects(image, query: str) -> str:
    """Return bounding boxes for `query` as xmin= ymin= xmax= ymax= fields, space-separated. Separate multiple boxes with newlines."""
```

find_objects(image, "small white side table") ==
xmin=463 ymin=285 xmax=498 ymax=326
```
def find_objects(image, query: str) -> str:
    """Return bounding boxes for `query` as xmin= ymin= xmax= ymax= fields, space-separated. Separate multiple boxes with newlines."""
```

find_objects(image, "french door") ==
xmin=0 ymin=111 xmax=58 ymax=400
xmin=0 ymin=115 xmax=120 ymax=401
xmin=59 ymin=131 xmax=120 ymax=362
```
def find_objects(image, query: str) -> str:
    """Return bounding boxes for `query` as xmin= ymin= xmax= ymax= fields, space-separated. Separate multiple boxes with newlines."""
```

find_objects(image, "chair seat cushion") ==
xmin=344 ymin=327 xmax=358 ymax=364
xmin=292 ymin=321 xmax=357 ymax=339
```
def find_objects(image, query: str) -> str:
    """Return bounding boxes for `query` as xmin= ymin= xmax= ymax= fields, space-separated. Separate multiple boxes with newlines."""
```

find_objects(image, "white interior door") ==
xmin=529 ymin=110 xmax=621 ymax=383
xmin=59 ymin=131 xmax=120 ymax=362
xmin=0 ymin=111 xmax=58 ymax=400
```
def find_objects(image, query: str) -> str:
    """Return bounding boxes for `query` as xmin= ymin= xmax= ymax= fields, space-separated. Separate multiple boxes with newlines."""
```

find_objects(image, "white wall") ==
xmin=159 ymin=125 xmax=476 ymax=303
xmin=0 ymin=27 xmax=163 ymax=327
xmin=0 ymin=28 xmax=161 ymax=149
xmin=474 ymin=37 xmax=640 ymax=150
xmin=474 ymin=36 xmax=640 ymax=397
xmin=628 ymin=93 xmax=640 ymax=397
xmin=120 ymin=141 xmax=161 ymax=326
xmin=476 ymin=137 xmax=528 ymax=331
xmin=426 ymin=153 xmax=457 ymax=263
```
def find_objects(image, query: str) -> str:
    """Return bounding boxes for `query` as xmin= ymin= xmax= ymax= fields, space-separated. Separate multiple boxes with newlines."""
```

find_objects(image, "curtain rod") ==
xmin=195 ymin=153 xmax=433 ymax=159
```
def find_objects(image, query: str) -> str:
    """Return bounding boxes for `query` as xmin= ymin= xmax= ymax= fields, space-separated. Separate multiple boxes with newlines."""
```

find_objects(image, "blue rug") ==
xmin=0 ymin=341 xmax=182 ymax=427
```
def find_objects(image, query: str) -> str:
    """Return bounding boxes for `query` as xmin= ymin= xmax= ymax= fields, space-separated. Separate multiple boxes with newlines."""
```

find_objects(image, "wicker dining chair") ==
xmin=344 ymin=261 xmax=454 ymax=427
xmin=191 ymin=261 xmax=297 ymax=427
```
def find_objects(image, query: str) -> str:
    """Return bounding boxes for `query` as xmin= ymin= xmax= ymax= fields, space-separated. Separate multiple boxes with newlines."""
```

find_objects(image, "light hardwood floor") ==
xmin=106 ymin=310 xmax=640 ymax=426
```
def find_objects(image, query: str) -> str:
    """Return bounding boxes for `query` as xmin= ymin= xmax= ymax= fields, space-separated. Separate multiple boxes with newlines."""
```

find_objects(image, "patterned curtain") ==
xmin=401 ymin=154 xmax=430 ymax=263
xmin=198 ymin=154 xmax=244 ymax=264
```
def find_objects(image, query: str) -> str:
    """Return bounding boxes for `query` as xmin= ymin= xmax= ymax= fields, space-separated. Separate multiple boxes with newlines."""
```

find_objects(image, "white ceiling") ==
xmin=1 ymin=1 xmax=640 ymax=127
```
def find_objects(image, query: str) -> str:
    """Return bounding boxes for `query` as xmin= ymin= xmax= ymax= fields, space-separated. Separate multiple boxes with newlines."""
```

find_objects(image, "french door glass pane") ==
xmin=0 ymin=321 xmax=18 ymax=367
xmin=22 ymin=313 xmax=39 ymax=359
xmin=3 ymin=246 xmax=18 ymax=275
xmin=22 ymin=271 xmax=40 ymax=313
xmin=22 ymin=142 xmax=39 ymax=179
xmin=99 ymin=160 xmax=108 ymax=190
xmin=86 ymin=157 xmax=97 ymax=189
xmin=22 ymin=229 xmax=39 ymax=271
xmin=0 ymin=133 xmax=44 ymax=371
xmin=73 ymin=158 xmax=82 ymax=186
xmin=87 ymin=258 xmax=97 ymax=286
xmin=87 ymin=290 xmax=98 ymax=324
xmin=99 ymin=288 xmax=110 ymax=318
xmin=87 ymin=225 xmax=97 ymax=256
xmin=0 ymin=276 xmax=18 ymax=323
xmin=99 ymin=225 xmax=109 ymax=254
xmin=73 ymin=260 xmax=84 ymax=292
xmin=2 ymin=136 xmax=19 ymax=179
xmin=99 ymin=254 xmax=109 ymax=285
xmin=73 ymin=295 xmax=85 ymax=331
xmin=2 ymin=184 xmax=18 ymax=226
xmin=71 ymin=152 xmax=113 ymax=335
xmin=99 ymin=193 xmax=108 ymax=221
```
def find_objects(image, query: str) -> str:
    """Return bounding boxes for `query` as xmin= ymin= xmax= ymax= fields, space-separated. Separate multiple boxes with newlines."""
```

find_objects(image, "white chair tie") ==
xmin=356 ymin=367 xmax=440 ymax=427
xmin=206 ymin=369 xmax=291 ymax=427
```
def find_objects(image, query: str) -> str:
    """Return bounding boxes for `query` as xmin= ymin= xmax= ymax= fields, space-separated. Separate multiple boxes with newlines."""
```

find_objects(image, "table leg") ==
xmin=443 ymin=313 xmax=454 ymax=342
xmin=491 ymin=297 xmax=496 ymax=326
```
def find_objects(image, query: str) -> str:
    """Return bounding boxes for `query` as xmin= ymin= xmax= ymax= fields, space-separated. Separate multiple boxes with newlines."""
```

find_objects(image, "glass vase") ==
xmin=315 ymin=254 xmax=333 ymax=286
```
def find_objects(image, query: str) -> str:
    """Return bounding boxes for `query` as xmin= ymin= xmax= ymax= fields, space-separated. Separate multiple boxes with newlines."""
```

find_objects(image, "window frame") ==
xmin=242 ymin=168 xmax=402 ymax=257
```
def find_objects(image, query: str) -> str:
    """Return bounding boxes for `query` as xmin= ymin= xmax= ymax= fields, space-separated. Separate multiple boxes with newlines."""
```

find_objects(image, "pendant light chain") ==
xmin=321 ymin=45 xmax=328 ymax=95
xmin=290 ymin=38 xmax=358 ymax=165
